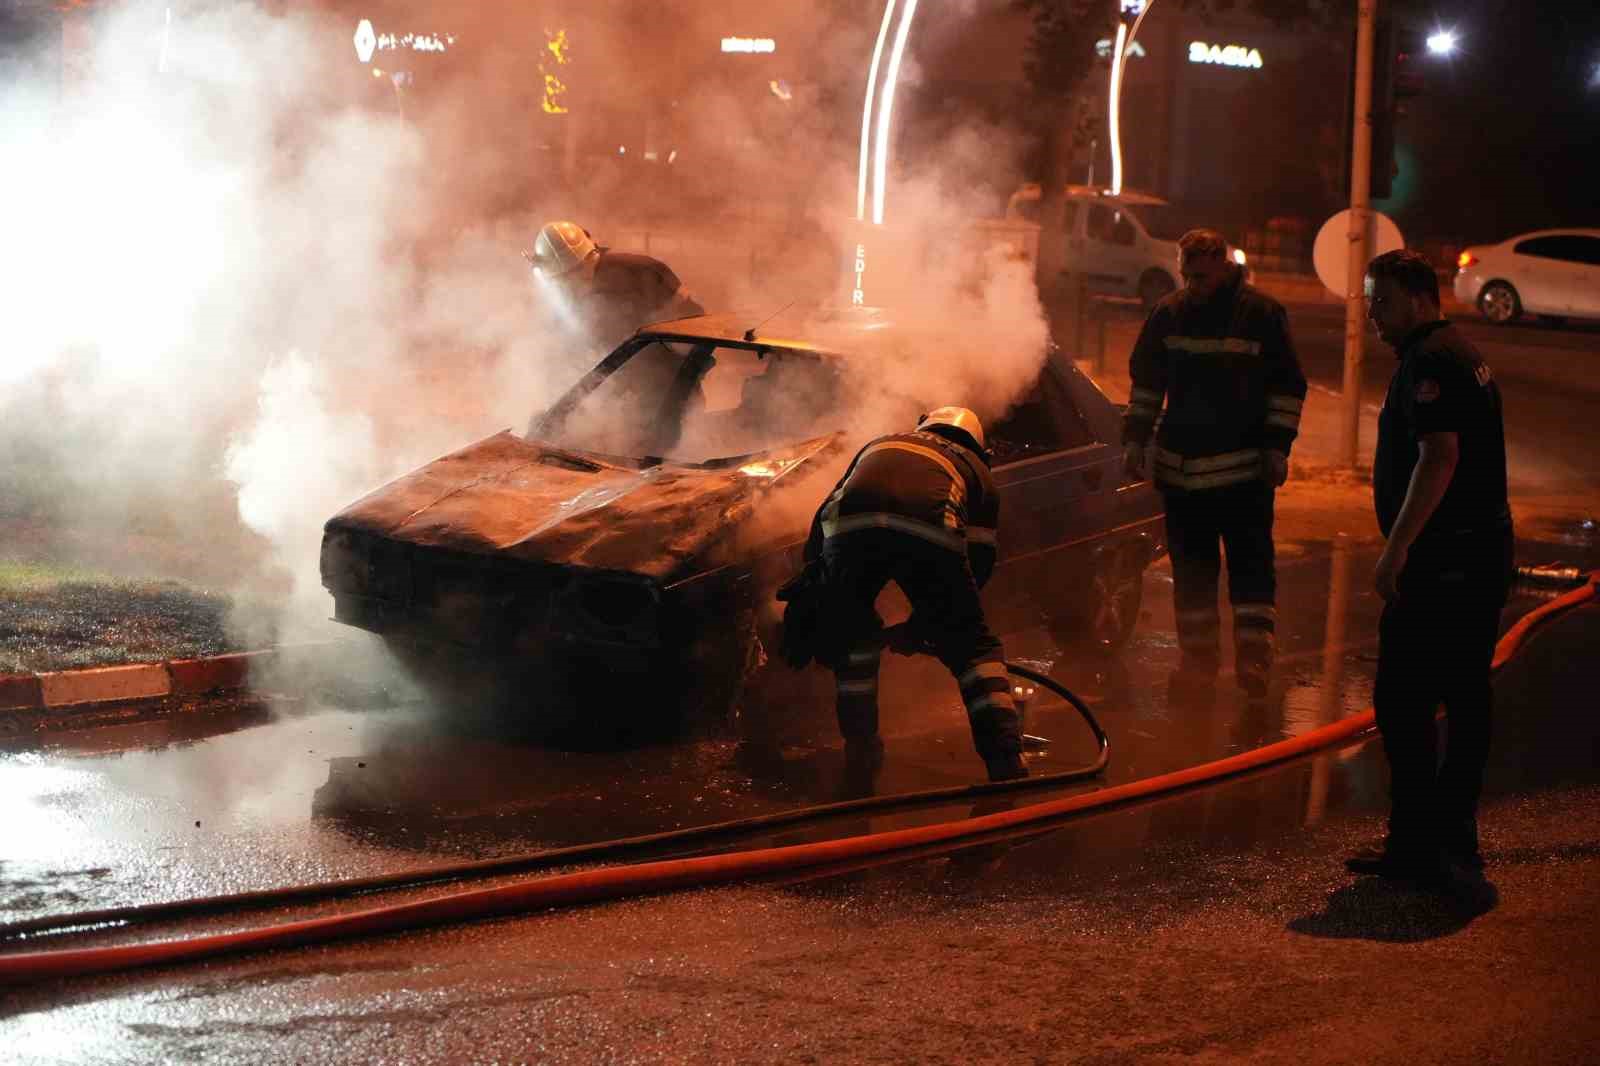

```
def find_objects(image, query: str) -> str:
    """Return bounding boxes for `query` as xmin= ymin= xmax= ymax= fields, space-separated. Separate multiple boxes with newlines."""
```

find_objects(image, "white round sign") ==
xmin=1313 ymin=209 xmax=1404 ymax=298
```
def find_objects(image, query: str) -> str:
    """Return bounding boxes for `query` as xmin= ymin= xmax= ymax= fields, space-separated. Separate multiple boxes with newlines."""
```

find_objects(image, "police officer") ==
xmin=1122 ymin=229 xmax=1307 ymax=697
xmin=526 ymin=220 xmax=705 ymax=348
xmin=800 ymin=407 xmax=1026 ymax=784
xmin=1346 ymin=249 xmax=1513 ymax=882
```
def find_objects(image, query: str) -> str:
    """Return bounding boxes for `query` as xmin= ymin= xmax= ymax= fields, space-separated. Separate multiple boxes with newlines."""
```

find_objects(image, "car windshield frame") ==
xmin=529 ymin=332 xmax=847 ymax=465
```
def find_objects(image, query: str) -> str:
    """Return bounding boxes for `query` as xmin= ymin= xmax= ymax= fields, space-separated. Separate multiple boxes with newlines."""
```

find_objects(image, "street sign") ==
xmin=1313 ymin=208 xmax=1403 ymax=298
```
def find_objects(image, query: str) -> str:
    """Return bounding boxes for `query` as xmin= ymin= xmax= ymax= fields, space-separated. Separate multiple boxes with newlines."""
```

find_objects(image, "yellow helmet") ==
xmin=916 ymin=406 xmax=985 ymax=452
xmin=530 ymin=220 xmax=599 ymax=278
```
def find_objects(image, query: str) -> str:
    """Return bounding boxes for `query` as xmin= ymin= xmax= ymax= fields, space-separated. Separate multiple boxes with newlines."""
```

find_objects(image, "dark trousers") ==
xmin=821 ymin=529 xmax=1021 ymax=762
xmin=1374 ymin=529 xmax=1513 ymax=853
xmin=1161 ymin=479 xmax=1277 ymax=676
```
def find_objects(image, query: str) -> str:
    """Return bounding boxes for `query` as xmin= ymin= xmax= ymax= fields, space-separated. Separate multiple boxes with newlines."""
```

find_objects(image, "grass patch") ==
xmin=0 ymin=561 xmax=261 ymax=674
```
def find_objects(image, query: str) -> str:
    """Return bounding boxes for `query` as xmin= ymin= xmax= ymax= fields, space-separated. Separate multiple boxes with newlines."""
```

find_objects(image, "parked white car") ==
xmin=1005 ymin=184 xmax=1245 ymax=309
xmin=1454 ymin=229 xmax=1600 ymax=325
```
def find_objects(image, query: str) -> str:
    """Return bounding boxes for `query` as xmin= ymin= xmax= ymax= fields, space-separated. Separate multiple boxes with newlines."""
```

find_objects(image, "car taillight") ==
xmin=1457 ymin=251 xmax=1477 ymax=269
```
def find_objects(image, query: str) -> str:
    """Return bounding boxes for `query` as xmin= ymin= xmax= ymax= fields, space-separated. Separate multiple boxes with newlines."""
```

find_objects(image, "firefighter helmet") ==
xmin=530 ymin=221 xmax=599 ymax=278
xmin=916 ymin=406 xmax=985 ymax=452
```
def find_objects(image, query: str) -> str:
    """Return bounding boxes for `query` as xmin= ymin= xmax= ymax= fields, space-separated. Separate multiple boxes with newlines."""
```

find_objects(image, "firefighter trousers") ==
xmin=1161 ymin=479 xmax=1277 ymax=678
xmin=1374 ymin=528 xmax=1512 ymax=855
xmin=821 ymin=528 xmax=1022 ymax=763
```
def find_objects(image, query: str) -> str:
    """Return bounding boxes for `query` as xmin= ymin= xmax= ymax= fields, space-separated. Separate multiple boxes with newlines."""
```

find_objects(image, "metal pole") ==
xmin=1340 ymin=0 xmax=1378 ymax=468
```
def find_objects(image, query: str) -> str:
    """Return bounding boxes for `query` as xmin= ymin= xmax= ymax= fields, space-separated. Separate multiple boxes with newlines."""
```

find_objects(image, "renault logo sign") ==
xmin=353 ymin=19 xmax=376 ymax=63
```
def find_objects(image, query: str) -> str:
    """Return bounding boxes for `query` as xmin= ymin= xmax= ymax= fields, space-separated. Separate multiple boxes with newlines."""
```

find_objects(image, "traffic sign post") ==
xmin=1339 ymin=0 xmax=1378 ymax=470
xmin=1313 ymin=203 xmax=1403 ymax=470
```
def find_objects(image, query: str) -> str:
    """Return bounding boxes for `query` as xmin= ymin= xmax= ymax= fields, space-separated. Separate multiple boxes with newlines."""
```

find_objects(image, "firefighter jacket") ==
xmin=804 ymin=430 xmax=1000 ymax=585
xmin=1122 ymin=270 xmax=1307 ymax=492
xmin=579 ymin=251 xmax=705 ymax=346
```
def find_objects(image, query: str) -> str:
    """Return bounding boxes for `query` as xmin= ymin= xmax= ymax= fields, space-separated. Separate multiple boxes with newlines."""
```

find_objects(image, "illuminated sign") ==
xmin=852 ymin=243 xmax=867 ymax=306
xmin=721 ymin=37 xmax=776 ymax=54
xmin=1095 ymin=38 xmax=1146 ymax=59
xmin=541 ymin=27 xmax=569 ymax=114
xmin=352 ymin=19 xmax=454 ymax=63
xmin=353 ymin=19 xmax=376 ymax=63
xmin=377 ymin=32 xmax=453 ymax=54
xmin=1188 ymin=41 xmax=1263 ymax=68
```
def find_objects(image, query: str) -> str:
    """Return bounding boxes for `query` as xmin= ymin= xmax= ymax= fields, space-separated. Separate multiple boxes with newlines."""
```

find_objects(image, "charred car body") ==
xmin=320 ymin=311 xmax=1164 ymax=741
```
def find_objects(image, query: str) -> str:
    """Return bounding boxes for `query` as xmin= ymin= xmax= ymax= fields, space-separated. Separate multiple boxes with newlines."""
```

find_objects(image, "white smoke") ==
xmin=1 ymin=0 xmax=1054 ymax=654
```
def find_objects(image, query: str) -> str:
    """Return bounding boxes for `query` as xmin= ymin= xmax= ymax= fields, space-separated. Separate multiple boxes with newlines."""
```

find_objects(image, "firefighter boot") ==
xmin=984 ymin=750 xmax=1029 ymax=782
xmin=1233 ymin=603 xmax=1277 ymax=700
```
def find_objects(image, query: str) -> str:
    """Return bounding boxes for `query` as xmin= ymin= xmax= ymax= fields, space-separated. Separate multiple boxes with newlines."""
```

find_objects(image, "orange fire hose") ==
xmin=1 ymin=571 xmax=1592 ymax=986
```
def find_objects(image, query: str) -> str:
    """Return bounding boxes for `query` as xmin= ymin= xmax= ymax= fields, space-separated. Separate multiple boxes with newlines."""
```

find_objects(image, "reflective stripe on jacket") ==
xmin=806 ymin=431 xmax=1000 ymax=584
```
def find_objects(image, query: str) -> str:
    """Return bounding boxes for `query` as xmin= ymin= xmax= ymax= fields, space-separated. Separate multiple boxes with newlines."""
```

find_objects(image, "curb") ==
xmin=0 ymin=644 xmax=341 ymax=717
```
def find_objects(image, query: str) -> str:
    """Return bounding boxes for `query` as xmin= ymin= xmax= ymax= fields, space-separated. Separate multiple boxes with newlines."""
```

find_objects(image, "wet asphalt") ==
xmin=2 ymin=521 xmax=1598 ymax=1063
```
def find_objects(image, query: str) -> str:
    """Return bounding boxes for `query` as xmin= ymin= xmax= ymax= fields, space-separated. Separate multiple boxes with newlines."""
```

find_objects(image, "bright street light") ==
xmin=1426 ymin=29 xmax=1458 ymax=56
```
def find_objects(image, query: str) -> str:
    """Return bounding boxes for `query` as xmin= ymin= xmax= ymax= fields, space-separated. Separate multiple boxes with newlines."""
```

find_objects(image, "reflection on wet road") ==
xmin=2 ymin=532 xmax=1597 ymax=930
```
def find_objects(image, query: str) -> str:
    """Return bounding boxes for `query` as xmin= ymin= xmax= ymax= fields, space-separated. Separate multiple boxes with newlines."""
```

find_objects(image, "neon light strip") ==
xmin=857 ymin=0 xmax=898 ymax=222
xmin=872 ymin=0 xmax=919 ymax=225
xmin=1108 ymin=23 xmax=1127 ymax=195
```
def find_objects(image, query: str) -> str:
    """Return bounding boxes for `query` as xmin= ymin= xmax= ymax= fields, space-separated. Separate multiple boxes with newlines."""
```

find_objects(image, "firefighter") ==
xmin=1121 ymin=229 xmax=1307 ymax=698
xmin=525 ymin=220 xmax=705 ymax=348
xmin=1346 ymin=249 xmax=1512 ymax=882
xmin=792 ymin=407 xmax=1026 ymax=785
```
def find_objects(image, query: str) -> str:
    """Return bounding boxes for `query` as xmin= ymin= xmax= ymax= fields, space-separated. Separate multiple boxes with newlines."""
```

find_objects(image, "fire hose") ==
xmin=0 ymin=570 xmax=1593 ymax=985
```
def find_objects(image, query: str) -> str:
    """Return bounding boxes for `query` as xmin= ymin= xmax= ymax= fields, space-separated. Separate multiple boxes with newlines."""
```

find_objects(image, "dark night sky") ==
xmin=1364 ymin=0 xmax=1600 ymax=242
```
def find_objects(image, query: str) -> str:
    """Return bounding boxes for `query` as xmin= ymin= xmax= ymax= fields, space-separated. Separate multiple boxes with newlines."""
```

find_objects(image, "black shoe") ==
xmin=839 ymin=737 xmax=885 ymax=798
xmin=985 ymin=753 xmax=1029 ymax=782
xmin=843 ymin=736 xmax=884 ymax=772
xmin=1442 ymin=843 xmax=1486 ymax=872
xmin=1344 ymin=845 xmax=1447 ymax=886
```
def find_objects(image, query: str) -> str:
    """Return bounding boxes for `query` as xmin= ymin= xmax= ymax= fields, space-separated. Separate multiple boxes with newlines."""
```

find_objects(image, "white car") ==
xmin=1454 ymin=229 xmax=1600 ymax=325
xmin=1005 ymin=184 xmax=1245 ymax=309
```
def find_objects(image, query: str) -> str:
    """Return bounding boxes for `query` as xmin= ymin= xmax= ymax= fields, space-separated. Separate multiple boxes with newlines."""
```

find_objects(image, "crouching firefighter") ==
xmin=777 ymin=408 xmax=1026 ymax=784
xmin=1122 ymin=228 xmax=1308 ymax=698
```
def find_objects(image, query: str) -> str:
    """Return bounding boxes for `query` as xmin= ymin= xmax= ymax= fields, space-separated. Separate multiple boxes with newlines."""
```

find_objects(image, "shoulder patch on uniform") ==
xmin=1415 ymin=378 xmax=1441 ymax=403
xmin=1473 ymin=363 xmax=1492 ymax=387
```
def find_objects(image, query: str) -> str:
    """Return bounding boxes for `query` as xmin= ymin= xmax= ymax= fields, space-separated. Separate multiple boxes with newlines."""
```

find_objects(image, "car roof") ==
xmin=638 ymin=307 xmax=894 ymax=355
xmin=1504 ymin=228 xmax=1600 ymax=243
xmin=1011 ymin=182 xmax=1170 ymax=207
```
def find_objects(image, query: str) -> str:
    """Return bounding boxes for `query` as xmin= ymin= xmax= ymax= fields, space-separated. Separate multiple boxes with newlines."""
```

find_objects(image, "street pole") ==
xmin=1340 ymin=0 xmax=1378 ymax=468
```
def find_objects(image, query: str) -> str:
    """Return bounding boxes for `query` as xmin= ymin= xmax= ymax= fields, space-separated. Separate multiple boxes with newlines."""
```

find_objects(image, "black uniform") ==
xmin=1373 ymin=319 xmax=1512 ymax=860
xmin=577 ymin=251 xmax=704 ymax=348
xmin=1122 ymin=269 xmax=1307 ymax=681
xmin=802 ymin=430 xmax=1021 ymax=770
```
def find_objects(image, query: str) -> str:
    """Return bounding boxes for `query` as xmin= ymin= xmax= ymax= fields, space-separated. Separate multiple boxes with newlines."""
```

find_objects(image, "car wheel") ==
xmin=1478 ymin=281 xmax=1521 ymax=324
xmin=1085 ymin=545 xmax=1145 ymax=652
xmin=1138 ymin=270 xmax=1176 ymax=311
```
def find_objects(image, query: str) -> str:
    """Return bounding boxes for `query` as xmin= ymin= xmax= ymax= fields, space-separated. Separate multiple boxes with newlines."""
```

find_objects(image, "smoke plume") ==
xmin=1 ymin=0 xmax=1051 ymax=654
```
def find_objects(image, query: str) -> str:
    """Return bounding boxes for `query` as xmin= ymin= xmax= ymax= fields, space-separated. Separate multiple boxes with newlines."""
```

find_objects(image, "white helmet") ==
xmin=917 ymin=406 xmax=985 ymax=452
xmin=530 ymin=220 xmax=598 ymax=278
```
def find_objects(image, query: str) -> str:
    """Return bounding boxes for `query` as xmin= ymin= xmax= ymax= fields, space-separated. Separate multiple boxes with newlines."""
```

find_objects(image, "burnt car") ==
xmin=320 ymin=310 xmax=1164 ymax=740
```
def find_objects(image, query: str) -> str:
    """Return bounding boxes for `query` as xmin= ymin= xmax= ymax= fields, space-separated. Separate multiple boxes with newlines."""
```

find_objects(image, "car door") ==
xmin=983 ymin=363 xmax=1113 ymax=632
xmin=1080 ymin=203 xmax=1144 ymax=296
xmin=1555 ymin=235 xmax=1600 ymax=317
xmin=1510 ymin=236 xmax=1571 ymax=315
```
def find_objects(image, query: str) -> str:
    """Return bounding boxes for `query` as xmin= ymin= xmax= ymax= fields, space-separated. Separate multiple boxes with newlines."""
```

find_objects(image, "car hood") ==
xmin=325 ymin=431 xmax=836 ymax=582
